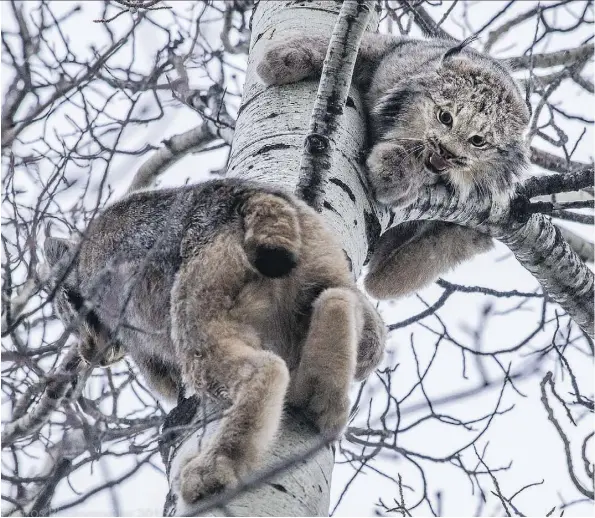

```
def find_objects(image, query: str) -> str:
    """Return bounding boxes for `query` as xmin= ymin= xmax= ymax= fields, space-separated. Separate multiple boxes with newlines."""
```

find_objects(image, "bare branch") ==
xmin=508 ymin=43 xmax=594 ymax=69
xmin=297 ymin=0 xmax=374 ymax=207
xmin=391 ymin=184 xmax=594 ymax=336
xmin=523 ymin=168 xmax=594 ymax=198
xmin=127 ymin=123 xmax=221 ymax=193
xmin=1 ymin=347 xmax=82 ymax=446
xmin=555 ymin=225 xmax=594 ymax=264
xmin=530 ymin=146 xmax=593 ymax=175
xmin=540 ymin=372 xmax=594 ymax=499
xmin=395 ymin=0 xmax=455 ymax=40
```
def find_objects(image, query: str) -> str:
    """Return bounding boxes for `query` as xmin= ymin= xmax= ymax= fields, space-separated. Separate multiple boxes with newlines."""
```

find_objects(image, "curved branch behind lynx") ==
xmin=392 ymin=186 xmax=594 ymax=336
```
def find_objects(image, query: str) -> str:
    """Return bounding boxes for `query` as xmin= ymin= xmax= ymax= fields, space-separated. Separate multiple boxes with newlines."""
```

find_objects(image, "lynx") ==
xmin=257 ymin=33 xmax=530 ymax=298
xmin=45 ymin=179 xmax=385 ymax=502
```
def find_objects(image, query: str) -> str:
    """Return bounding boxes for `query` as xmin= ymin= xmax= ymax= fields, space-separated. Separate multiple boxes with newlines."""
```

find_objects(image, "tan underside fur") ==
xmin=169 ymin=194 xmax=385 ymax=502
xmin=365 ymin=221 xmax=493 ymax=298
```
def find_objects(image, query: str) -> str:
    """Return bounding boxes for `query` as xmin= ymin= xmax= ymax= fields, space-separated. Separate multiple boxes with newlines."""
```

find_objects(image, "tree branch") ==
xmin=297 ymin=0 xmax=374 ymax=207
xmin=523 ymin=168 xmax=593 ymax=198
xmin=507 ymin=43 xmax=594 ymax=69
xmin=127 ymin=123 xmax=221 ymax=193
xmin=554 ymin=225 xmax=594 ymax=264
xmin=540 ymin=372 xmax=594 ymax=499
xmin=484 ymin=1 xmax=574 ymax=52
xmin=1 ymin=18 xmax=142 ymax=150
xmin=530 ymin=146 xmax=592 ymax=175
xmin=1 ymin=347 xmax=82 ymax=446
xmin=396 ymin=0 xmax=455 ymax=40
xmin=390 ymin=185 xmax=594 ymax=336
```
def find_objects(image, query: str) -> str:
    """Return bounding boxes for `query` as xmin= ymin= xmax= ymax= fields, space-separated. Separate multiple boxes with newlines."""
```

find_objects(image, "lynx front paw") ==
xmin=180 ymin=453 xmax=238 ymax=504
xmin=257 ymin=39 xmax=319 ymax=86
xmin=366 ymin=142 xmax=428 ymax=207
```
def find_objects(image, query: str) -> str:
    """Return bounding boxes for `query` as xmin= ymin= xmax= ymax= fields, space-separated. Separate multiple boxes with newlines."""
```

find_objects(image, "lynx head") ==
xmin=44 ymin=236 xmax=124 ymax=367
xmin=368 ymin=43 xmax=530 ymax=204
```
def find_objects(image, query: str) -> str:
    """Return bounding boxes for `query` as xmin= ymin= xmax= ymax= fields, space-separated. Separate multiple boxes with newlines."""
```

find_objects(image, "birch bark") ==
xmin=391 ymin=186 xmax=594 ymax=336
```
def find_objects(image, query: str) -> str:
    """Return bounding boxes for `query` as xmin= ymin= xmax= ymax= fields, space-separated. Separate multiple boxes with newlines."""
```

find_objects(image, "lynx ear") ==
xmin=441 ymin=34 xmax=479 ymax=64
xmin=44 ymin=237 xmax=75 ymax=266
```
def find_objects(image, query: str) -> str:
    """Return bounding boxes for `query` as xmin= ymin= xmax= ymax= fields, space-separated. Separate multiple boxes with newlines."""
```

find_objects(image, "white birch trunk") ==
xmin=228 ymin=1 xmax=384 ymax=274
xmin=162 ymin=2 xmax=380 ymax=515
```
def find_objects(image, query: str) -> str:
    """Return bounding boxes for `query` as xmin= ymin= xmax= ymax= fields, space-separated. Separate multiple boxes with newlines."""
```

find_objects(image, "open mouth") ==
xmin=425 ymin=152 xmax=449 ymax=174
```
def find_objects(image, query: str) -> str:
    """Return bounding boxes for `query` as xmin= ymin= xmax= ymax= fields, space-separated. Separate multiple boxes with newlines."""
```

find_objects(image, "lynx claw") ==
xmin=308 ymin=395 xmax=350 ymax=439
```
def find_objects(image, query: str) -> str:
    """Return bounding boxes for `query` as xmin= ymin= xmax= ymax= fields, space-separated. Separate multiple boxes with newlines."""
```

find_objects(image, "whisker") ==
xmin=394 ymin=145 xmax=425 ymax=169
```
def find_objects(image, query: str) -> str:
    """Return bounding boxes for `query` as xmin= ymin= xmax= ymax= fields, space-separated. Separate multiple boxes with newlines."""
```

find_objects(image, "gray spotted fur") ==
xmin=257 ymin=33 xmax=530 ymax=298
xmin=44 ymin=179 xmax=386 ymax=502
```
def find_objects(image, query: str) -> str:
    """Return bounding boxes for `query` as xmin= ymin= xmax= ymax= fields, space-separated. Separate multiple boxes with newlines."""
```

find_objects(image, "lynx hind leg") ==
xmin=365 ymin=221 xmax=493 ymax=300
xmin=172 ymin=251 xmax=289 ymax=503
xmin=256 ymin=35 xmax=328 ymax=86
xmin=288 ymin=287 xmax=360 ymax=438
xmin=354 ymin=292 xmax=387 ymax=381
xmin=180 ymin=340 xmax=289 ymax=503
xmin=240 ymin=192 xmax=302 ymax=278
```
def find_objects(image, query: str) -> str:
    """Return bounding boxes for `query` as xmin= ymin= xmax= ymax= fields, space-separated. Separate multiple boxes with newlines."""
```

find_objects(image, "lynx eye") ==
xmin=437 ymin=109 xmax=453 ymax=126
xmin=469 ymin=135 xmax=486 ymax=147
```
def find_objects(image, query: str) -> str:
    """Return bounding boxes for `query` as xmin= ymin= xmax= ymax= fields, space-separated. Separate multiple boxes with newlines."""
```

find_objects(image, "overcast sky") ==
xmin=1 ymin=1 xmax=593 ymax=516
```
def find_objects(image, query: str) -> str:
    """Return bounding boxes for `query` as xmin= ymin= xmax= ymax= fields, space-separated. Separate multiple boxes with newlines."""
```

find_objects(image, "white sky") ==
xmin=1 ymin=1 xmax=593 ymax=516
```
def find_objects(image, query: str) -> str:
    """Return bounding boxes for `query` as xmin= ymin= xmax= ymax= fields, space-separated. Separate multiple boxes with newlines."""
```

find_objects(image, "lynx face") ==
xmin=368 ymin=56 xmax=531 ymax=205
xmin=44 ymin=237 xmax=125 ymax=368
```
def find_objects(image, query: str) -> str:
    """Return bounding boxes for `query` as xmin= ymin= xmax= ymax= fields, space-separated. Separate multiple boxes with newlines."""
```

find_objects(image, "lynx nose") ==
xmin=437 ymin=143 xmax=457 ymax=160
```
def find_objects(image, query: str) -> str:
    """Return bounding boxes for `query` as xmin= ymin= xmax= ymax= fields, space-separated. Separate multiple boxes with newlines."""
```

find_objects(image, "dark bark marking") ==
xmin=329 ymin=177 xmax=356 ymax=202
xmin=304 ymin=133 xmax=329 ymax=154
xmin=364 ymin=209 xmax=381 ymax=264
xmin=323 ymin=200 xmax=339 ymax=215
xmin=254 ymin=143 xmax=292 ymax=156
xmin=271 ymin=483 xmax=288 ymax=493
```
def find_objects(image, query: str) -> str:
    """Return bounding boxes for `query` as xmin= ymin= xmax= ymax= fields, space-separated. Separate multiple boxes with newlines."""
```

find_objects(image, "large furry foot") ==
xmin=366 ymin=142 xmax=431 ymax=207
xmin=256 ymin=37 xmax=323 ymax=86
xmin=354 ymin=293 xmax=386 ymax=381
xmin=180 ymin=453 xmax=238 ymax=503
xmin=288 ymin=373 xmax=351 ymax=439
xmin=288 ymin=289 xmax=358 ymax=438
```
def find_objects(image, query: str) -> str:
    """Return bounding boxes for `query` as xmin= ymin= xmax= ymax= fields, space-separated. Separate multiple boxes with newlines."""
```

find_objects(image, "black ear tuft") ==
xmin=442 ymin=34 xmax=479 ymax=62
xmin=44 ymin=237 xmax=74 ymax=266
xmin=523 ymin=81 xmax=533 ymax=119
